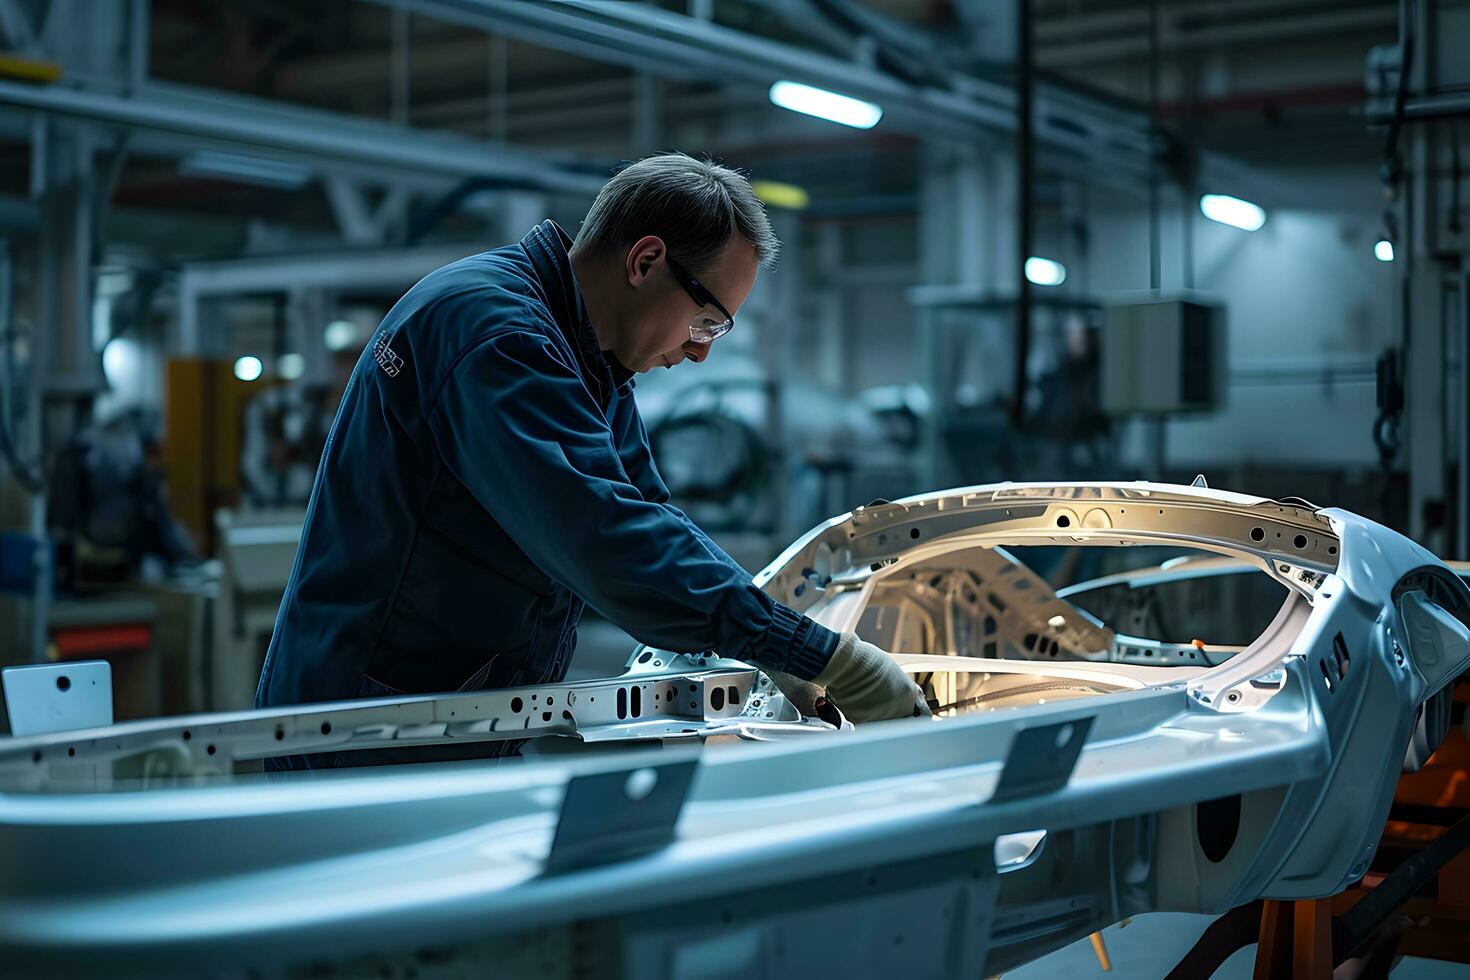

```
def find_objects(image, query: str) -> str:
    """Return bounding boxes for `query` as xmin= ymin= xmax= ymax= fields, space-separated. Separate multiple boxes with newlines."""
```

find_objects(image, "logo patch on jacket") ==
xmin=373 ymin=335 xmax=405 ymax=377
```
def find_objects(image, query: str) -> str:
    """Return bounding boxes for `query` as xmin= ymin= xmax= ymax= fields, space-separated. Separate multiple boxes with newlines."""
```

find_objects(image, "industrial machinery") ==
xmin=0 ymin=481 xmax=1465 ymax=978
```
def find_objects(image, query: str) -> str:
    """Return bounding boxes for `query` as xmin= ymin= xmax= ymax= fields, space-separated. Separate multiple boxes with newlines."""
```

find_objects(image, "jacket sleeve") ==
xmin=606 ymin=389 xmax=671 ymax=504
xmin=424 ymin=329 xmax=837 ymax=679
xmin=606 ymin=382 xmax=763 ymax=581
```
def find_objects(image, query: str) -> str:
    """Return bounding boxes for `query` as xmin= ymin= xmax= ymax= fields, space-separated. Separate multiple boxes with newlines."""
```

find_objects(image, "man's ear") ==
xmin=625 ymin=235 xmax=666 ymax=287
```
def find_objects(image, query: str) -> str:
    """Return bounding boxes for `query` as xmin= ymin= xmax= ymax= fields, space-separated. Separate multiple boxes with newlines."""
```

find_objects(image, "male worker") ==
xmin=256 ymin=153 xmax=928 ymax=770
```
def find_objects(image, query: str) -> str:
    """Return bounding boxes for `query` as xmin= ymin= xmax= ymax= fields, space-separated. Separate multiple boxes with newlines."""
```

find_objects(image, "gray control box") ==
xmin=1101 ymin=295 xmax=1226 ymax=416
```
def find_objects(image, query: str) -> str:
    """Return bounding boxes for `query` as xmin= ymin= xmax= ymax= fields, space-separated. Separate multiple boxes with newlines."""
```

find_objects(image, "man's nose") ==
xmin=682 ymin=339 xmax=711 ymax=363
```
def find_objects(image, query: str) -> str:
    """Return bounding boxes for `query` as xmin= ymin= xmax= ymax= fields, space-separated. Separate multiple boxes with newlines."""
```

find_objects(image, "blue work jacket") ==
xmin=255 ymin=221 xmax=837 ymax=740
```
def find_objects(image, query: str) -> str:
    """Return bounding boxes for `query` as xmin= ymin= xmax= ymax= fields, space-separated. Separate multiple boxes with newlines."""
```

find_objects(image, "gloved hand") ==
xmin=813 ymin=633 xmax=931 ymax=723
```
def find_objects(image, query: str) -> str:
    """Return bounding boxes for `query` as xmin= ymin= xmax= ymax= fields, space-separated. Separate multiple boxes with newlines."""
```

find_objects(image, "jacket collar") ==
xmin=520 ymin=220 xmax=635 ymax=401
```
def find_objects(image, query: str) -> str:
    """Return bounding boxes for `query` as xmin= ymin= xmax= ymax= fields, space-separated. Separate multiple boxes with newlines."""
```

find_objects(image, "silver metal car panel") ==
xmin=0 ymin=481 xmax=1464 ymax=978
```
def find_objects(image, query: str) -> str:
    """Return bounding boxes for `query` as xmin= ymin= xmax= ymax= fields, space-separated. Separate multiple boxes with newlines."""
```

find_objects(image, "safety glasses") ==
xmin=666 ymin=255 xmax=734 ymax=344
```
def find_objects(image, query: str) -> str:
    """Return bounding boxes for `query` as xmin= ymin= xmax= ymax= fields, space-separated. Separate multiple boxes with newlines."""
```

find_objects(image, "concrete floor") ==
xmin=1007 ymin=912 xmax=1470 ymax=978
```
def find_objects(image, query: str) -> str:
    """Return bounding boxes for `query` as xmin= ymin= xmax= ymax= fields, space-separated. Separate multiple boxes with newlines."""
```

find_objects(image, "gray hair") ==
xmin=572 ymin=152 xmax=780 ymax=274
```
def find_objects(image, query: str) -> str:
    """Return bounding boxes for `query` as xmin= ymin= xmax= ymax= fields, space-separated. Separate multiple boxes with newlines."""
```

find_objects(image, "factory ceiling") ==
xmin=0 ymin=0 xmax=1397 ymax=260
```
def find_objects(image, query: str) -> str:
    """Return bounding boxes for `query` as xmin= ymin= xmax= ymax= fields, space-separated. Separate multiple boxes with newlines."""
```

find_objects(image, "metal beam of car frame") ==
xmin=0 ymin=481 xmax=1465 ymax=977
xmin=0 ymin=77 xmax=607 ymax=194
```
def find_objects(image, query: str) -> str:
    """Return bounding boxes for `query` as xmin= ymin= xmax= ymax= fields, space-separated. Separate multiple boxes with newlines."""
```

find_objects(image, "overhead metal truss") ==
xmin=368 ymin=0 xmax=1272 ymax=199
xmin=373 ymin=0 xmax=1149 ymax=177
xmin=0 ymin=77 xmax=606 ymax=194
xmin=0 ymin=1 xmax=1273 ymax=207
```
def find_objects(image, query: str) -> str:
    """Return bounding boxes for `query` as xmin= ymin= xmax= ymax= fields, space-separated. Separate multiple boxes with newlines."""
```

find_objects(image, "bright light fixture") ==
xmin=233 ymin=355 xmax=264 ymax=382
xmin=278 ymin=353 xmax=306 ymax=380
xmin=1199 ymin=194 xmax=1266 ymax=231
xmin=1374 ymin=240 xmax=1394 ymax=262
xmin=323 ymin=319 xmax=360 ymax=352
xmin=768 ymin=81 xmax=882 ymax=129
xmin=751 ymin=180 xmax=810 ymax=210
xmin=1024 ymin=256 xmax=1067 ymax=287
xmin=101 ymin=338 xmax=140 ymax=389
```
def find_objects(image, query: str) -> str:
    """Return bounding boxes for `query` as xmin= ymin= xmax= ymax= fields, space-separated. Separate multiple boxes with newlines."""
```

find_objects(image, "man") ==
xmin=256 ymin=153 xmax=927 ymax=770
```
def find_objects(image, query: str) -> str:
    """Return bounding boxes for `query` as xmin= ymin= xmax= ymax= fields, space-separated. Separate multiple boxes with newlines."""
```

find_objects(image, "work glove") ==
xmin=813 ymin=633 xmax=931 ymax=724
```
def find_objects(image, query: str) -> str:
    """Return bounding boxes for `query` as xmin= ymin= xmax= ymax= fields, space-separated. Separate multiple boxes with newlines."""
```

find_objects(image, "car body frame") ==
xmin=0 ymin=481 xmax=1465 ymax=978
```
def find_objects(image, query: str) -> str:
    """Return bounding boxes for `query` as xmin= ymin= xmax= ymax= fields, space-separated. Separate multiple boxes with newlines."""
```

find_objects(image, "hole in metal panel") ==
xmin=1333 ymin=632 xmax=1351 ymax=678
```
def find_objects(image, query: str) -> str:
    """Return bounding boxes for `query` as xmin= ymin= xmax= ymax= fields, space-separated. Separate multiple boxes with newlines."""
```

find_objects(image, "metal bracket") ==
xmin=543 ymin=758 xmax=698 ymax=874
xmin=990 ymin=716 xmax=1094 ymax=803
xmin=1 ymin=660 xmax=113 ymax=737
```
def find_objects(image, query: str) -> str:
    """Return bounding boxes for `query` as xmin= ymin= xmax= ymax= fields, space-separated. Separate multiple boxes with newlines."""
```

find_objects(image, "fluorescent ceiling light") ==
xmin=768 ymin=81 xmax=882 ymax=129
xmin=751 ymin=180 xmax=809 ymax=210
xmin=180 ymin=150 xmax=313 ymax=190
xmin=1024 ymin=256 xmax=1066 ymax=287
xmin=278 ymin=353 xmax=306 ymax=380
xmin=1374 ymin=240 xmax=1394 ymax=262
xmin=1199 ymin=194 xmax=1266 ymax=231
xmin=233 ymin=355 xmax=263 ymax=382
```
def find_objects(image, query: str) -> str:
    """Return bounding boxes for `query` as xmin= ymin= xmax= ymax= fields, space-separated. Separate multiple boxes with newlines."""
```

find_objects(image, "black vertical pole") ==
xmin=1011 ymin=0 xmax=1033 ymax=424
xmin=1148 ymin=0 xmax=1161 ymax=292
